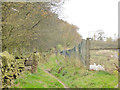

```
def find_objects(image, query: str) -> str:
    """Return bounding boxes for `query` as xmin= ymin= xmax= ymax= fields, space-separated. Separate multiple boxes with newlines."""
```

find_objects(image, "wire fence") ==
xmin=59 ymin=38 xmax=119 ymax=73
xmin=59 ymin=39 xmax=89 ymax=67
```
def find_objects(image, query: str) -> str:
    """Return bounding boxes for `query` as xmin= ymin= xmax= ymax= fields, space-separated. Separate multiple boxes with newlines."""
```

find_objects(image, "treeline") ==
xmin=89 ymin=30 xmax=118 ymax=49
xmin=90 ymin=39 xmax=118 ymax=49
xmin=2 ymin=2 xmax=81 ymax=55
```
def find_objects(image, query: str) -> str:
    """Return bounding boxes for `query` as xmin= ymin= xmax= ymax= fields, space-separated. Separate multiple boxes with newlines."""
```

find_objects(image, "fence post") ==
xmin=31 ymin=50 xmax=39 ymax=73
xmin=86 ymin=38 xmax=90 ymax=69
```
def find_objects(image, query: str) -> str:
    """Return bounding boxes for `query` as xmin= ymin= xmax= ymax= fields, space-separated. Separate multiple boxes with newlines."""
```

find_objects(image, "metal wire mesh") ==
xmin=59 ymin=39 xmax=87 ymax=66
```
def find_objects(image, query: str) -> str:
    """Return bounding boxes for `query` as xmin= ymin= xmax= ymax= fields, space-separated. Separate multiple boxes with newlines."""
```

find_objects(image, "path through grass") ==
xmin=12 ymin=67 xmax=65 ymax=88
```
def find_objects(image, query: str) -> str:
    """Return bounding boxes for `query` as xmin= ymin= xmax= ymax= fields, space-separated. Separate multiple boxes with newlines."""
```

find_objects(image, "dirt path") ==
xmin=44 ymin=70 xmax=70 ymax=90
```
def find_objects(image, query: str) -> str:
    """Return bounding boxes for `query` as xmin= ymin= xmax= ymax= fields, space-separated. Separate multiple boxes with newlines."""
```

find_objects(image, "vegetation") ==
xmin=2 ymin=2 xmax=81 ymax=55
xmin=90 ymin=39 xmax=117 ymax=49
xmin=40 ymin=54 xmax=118 ymax=88
xmin=90 ymin=50 xmax=118 ymax=73
xmin=1 ymin=1 xmax=119 ymax=89
xmin=12 ymin=68 xmax=64 ymax=88
xmin=12 ymin=53 xmax=118 ymax=88
xmin=1 ymin=51 xmax=24 ymax=88
xmin=90 ymin=30 xmax=117 ymax=49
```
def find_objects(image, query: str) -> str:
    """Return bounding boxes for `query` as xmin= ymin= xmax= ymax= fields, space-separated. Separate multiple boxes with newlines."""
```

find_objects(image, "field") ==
xmin=90 ymin=50 xmax=118 ymax=73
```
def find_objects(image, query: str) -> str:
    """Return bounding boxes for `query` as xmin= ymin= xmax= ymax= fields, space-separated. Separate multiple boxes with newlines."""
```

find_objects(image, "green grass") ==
xmin=41 ymin=54 xmax=118 ymax=88
xmin=12 ymin=67 xmax=64 ymax=88
xmin=12 ymin=53 xmax=118 ymax=88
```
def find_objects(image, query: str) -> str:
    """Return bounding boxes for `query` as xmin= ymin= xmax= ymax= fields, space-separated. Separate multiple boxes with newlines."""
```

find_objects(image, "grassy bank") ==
xmin=41 ymin=54 xmax=118 ymax=88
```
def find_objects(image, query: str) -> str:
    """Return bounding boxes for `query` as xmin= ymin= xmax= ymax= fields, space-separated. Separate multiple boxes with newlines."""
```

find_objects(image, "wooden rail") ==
xmin=90 ymin=48 xmax=120 ymax=50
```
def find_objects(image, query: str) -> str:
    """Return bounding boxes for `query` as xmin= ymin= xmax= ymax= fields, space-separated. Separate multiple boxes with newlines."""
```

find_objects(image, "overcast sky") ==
xmin=59 ymin=0 xmax=119 ymax=39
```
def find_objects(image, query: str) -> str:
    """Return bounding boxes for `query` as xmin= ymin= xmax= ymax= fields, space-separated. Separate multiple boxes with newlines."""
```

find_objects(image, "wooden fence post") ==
xmin=86 ymin=38 xmax=90 ymax=69
xmin=31 ymin=51 xmax=39 ymax=73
